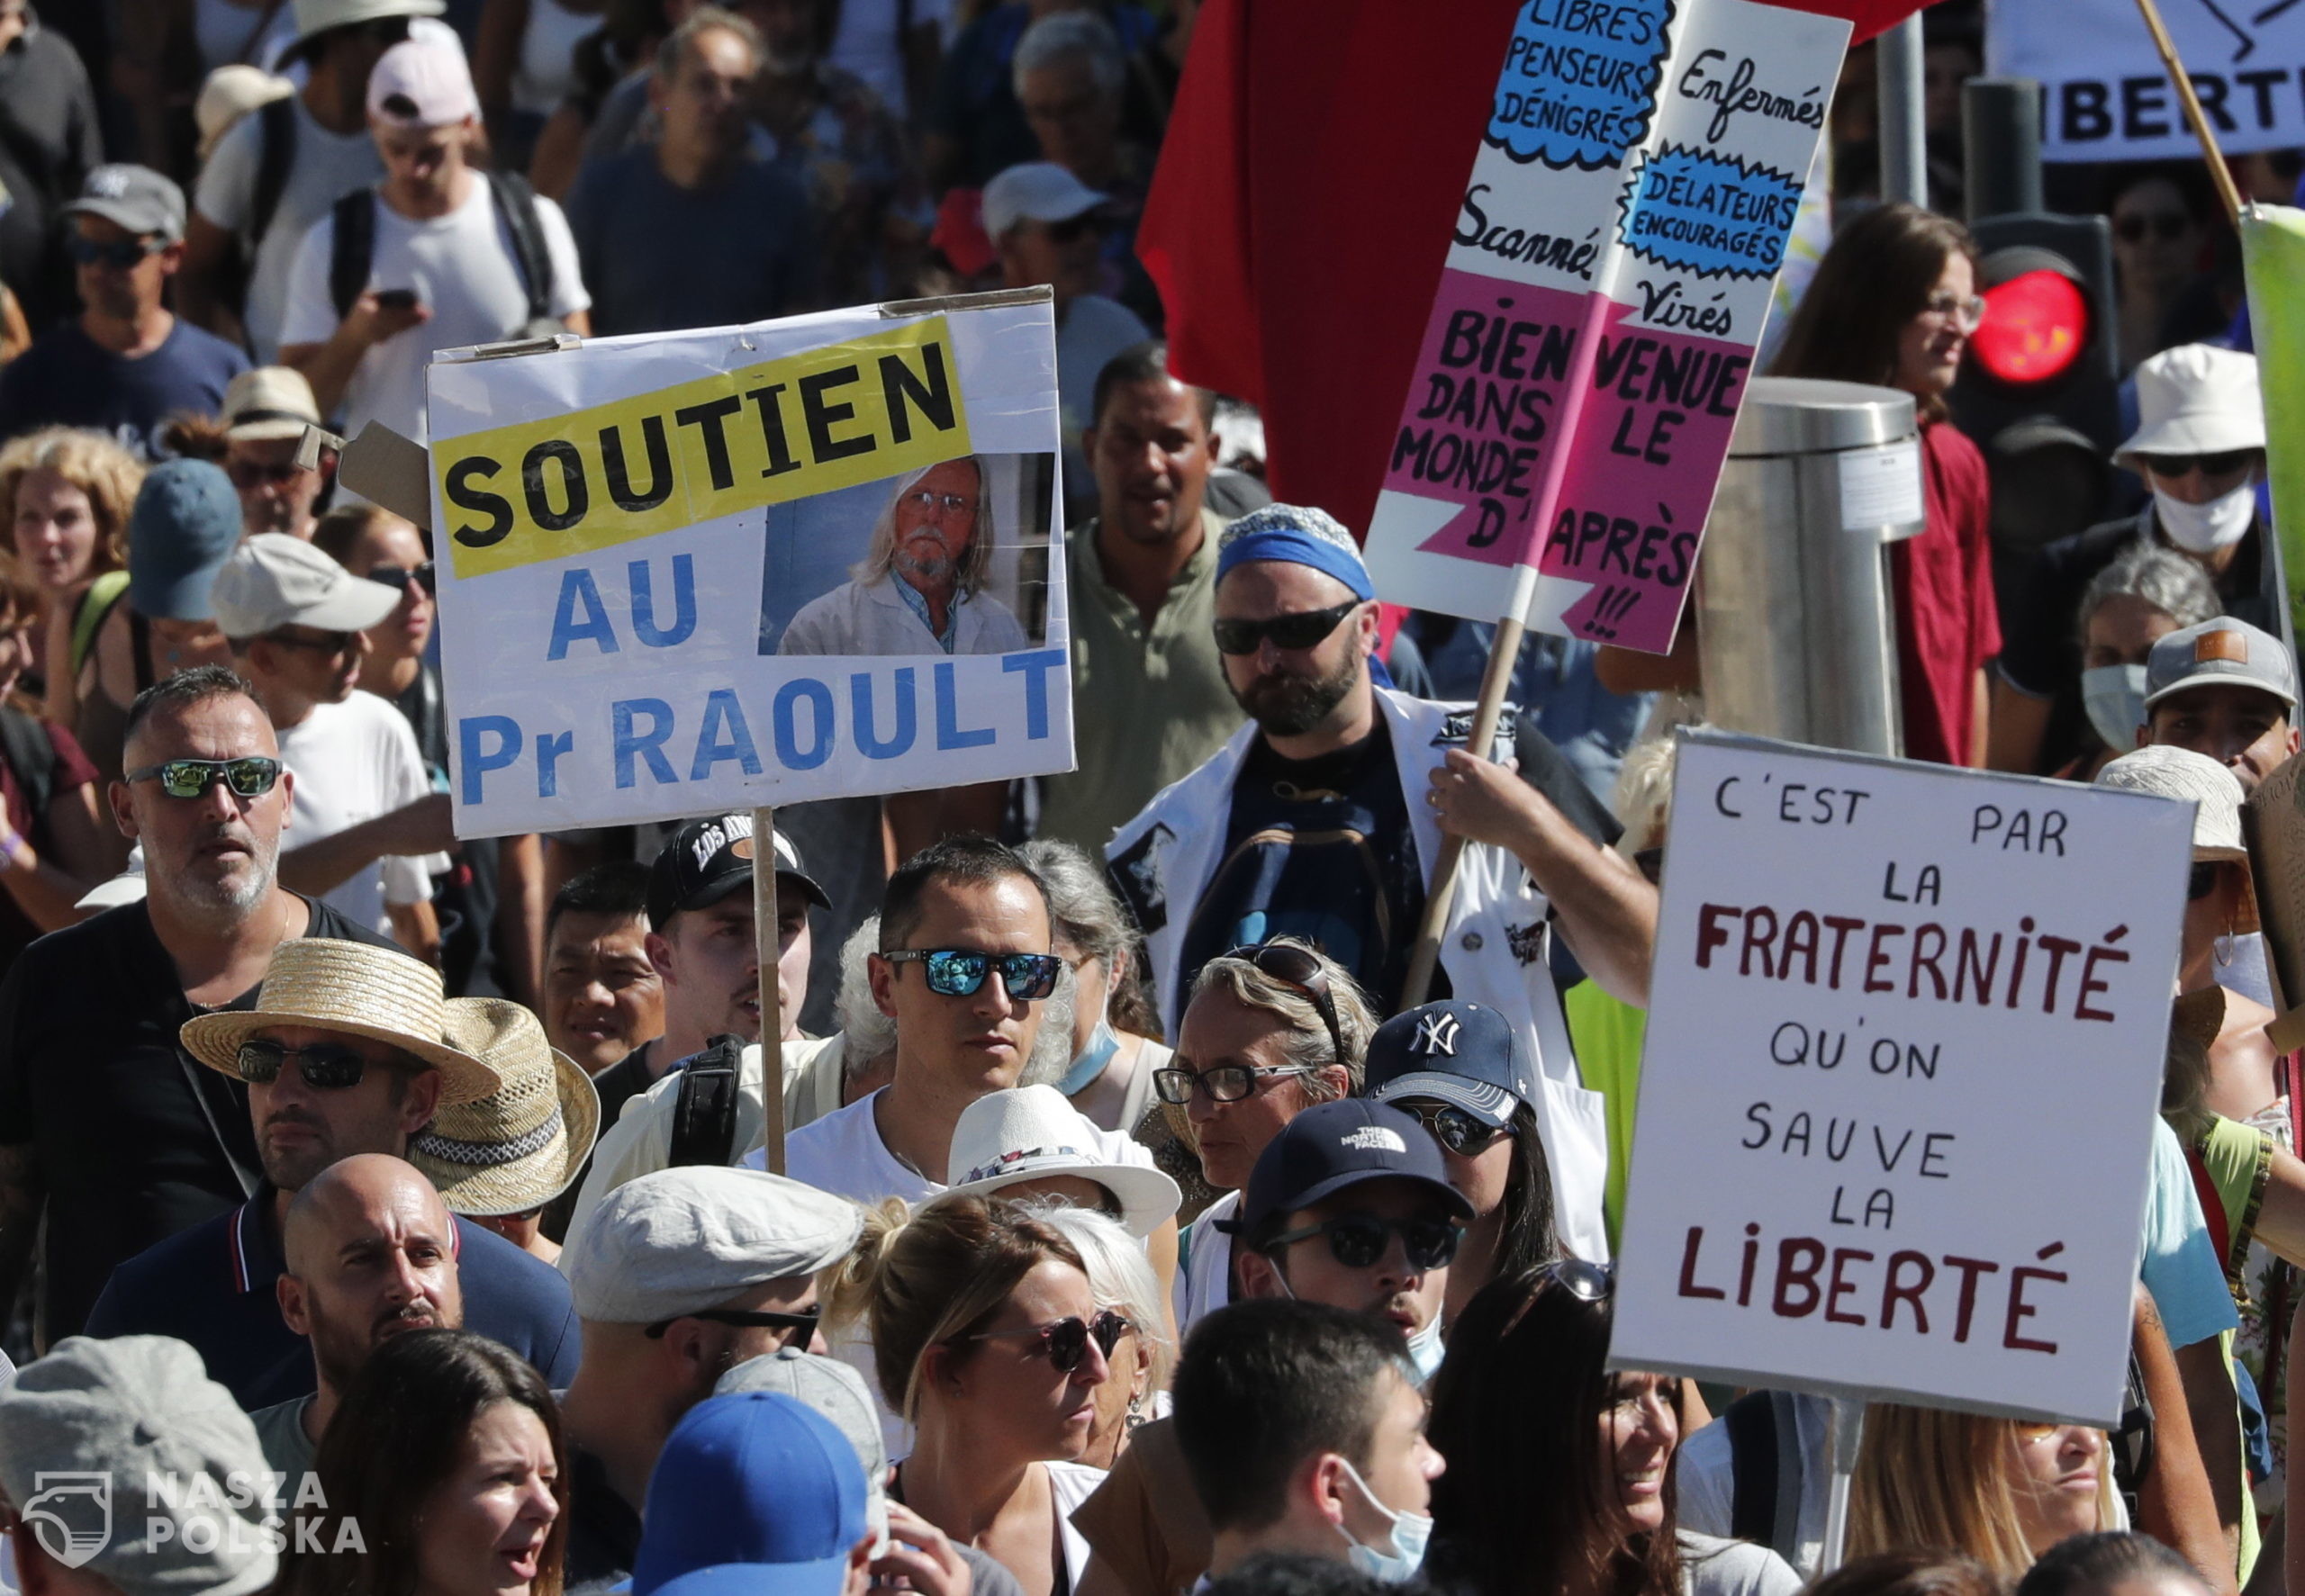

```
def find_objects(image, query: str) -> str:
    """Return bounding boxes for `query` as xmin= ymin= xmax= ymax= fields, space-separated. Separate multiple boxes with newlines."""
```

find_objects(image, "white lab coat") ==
xmin=1107 ymin=686 xmax=1613 ymax=1262
xmin=778 ymin=575 xmax=1031 ymax=656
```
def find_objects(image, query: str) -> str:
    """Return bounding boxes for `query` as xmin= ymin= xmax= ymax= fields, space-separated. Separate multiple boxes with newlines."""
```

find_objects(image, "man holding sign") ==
xmin=1108 ymin=504 xmax=1655 ymax=1262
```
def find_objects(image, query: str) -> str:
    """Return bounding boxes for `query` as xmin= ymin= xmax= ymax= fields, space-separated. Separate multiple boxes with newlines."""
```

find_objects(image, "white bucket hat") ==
xmin=944 ymin=1085 xmax=1180 ymax=1238
xmin=2114 ymin=345 xmax=2266 ymax=471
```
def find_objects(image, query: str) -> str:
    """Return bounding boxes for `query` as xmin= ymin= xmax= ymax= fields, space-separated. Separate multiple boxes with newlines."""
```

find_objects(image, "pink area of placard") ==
xmin=1380 ymin=268 xmax=1590 ymax=569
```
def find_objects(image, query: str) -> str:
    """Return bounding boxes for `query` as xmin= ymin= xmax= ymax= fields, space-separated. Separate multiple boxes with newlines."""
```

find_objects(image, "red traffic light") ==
xmin=1970 ymin=268 xmax=2090 ymax=386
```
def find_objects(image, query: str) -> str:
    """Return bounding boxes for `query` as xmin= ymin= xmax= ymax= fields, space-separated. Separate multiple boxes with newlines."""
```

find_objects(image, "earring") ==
xmin=2217 ymin=928 xmax=2235 ymax=968
xmin=1125 ymin=1388 xmax=1145 ymax=1429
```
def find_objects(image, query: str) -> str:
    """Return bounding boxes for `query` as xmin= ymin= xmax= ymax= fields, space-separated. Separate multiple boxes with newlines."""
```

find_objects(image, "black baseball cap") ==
xmin=647 ymin=815 xmax=831 ymax=928
xmin=1364 ymin=1000 xmax=1534 ymax=1130
xmin=1218 ymin=1099 xmax=1472 ymax=1242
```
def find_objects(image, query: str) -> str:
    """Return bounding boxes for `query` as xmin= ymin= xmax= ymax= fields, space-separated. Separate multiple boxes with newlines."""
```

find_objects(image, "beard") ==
xmin=1230 ymin=654 xmax=1360 ymax=737
xmin=895 ymin=542 xmax=958 ymax=587
xmin=160 ymin=822 xmax=279 ymax=927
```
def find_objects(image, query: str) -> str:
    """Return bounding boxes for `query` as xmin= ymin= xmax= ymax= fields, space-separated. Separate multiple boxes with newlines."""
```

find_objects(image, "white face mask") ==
xmin=2080 ymin=663 xmax=2149 ymax=752
xmin=1404 ymin=1313 xmax=1446 ymax=1386
xmin=1333 ymin=1458 xmax=1433 ymax=1584
xmin=2154 ymin=479 xmax=2255 ymax=554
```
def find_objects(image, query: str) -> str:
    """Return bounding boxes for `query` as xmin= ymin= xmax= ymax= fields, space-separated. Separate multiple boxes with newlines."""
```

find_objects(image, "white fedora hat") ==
xmin=945 ymin=1085 xmax=1180 ymax=1239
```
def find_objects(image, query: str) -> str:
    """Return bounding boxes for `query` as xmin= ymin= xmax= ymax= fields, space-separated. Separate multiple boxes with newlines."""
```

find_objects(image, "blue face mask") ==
xmin=1058 ymin=1017 xmax=1121 ymax=1096
xmin=1334 ymin=1459 xmax=1433 ymax=1584
xmin=2081 ymin=663 xmax=2148 ymax=753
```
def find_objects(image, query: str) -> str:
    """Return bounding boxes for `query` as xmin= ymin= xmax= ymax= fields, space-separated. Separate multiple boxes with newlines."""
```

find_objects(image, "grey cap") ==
xmin=61 ymin=165 xmax=187 ymax=243
xmin=2143 ymin=616 xmax=2299 ymax=713
xmin=0 ymin=1337 xmax=277 ymax=1596
xmin=562 ymin=1166 xmax=863 ymax=1323
xmin=718 ymin=1348 xmax=890 ymax=1552
xmin=211 ymin=532 xmax=400 ymax=640
xmin=126 ymin=461 xmax=244 ymax=622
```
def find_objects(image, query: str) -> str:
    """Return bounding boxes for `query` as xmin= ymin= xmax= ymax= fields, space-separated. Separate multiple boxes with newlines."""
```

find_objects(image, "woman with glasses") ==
xmin=829 ymin=1193 xmax=1121 ymax=1596
xmin=1035 ymin=1201 xmax=1176 ymax=1469
xmin=1849 ymin=1405 xmax=2115 ymax=1579
xmin=1426 ymin=1264 xmax=1798 ymax=1596
xmin=1768 ymin=202 xmax=1999 ymax=771
xmin=1155 ymin=939 xmax=1377 ymax=1332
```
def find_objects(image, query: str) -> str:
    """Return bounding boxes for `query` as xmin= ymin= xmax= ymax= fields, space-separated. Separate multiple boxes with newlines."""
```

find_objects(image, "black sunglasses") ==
xmin=1502 ymin=1258 xmax=1616 ymax=1338
xmin=1212 ymin=600 xmax=1361 ymax=657
xmin=881 ymin=948 xmax=1062 ymax=1000
xmin=1263 ymin=1213 xmax=1461 ymax=1274
xmin=1398 ymin=1099 xmax=1509 ymax=1157
xmin=1632 ymin=846 xmax=1664 ymax=887
xmin=67 ymin=233 xmax=167 ymax=270
xmin=2114 ymin=212 xmax=2191 ymax=243
xmin=367 ymin=561 xmax=437 ymax=596
xmin=645 ymin=1304 xmax=822 ymax=1339
xmin=1224 ymin=942 xmax=1348 ymax=1066
xmin=2137 ymin=449 xmax=2254 ymax=479
xmin=2190 ymin=861 xmax=2224 ymax=902
xmin=235 ymin=1038 xmax=377 ymax=1090
xmin=267 ymin=628 xmax=360 ymax=657
xmin=126 ymin=756 xmax=283 ymax=800
xmin=964 ymin=1309 xmax=1132 ymax=1374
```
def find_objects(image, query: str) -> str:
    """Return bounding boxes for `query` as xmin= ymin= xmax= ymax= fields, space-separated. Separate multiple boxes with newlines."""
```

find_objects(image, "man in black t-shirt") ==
xmin=0 ymin=665 xmax=392 ymax=1346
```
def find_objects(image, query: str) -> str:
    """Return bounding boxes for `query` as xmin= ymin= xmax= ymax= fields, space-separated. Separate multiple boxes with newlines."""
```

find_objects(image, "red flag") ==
xmin=1140 ymin=0 xmax=1939 ymax=535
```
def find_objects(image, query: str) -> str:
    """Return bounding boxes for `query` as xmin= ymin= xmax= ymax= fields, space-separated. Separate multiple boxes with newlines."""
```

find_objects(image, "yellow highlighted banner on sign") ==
xmin=435 ymin=316 xmax=972 ymax=578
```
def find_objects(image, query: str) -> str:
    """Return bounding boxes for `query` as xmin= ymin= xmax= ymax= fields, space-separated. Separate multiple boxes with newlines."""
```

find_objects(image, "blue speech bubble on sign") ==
xmin=1487 ymin=0 xmax=1677 ymax=171
xmin=1615 ymin=144 xmax=1805 ymax=279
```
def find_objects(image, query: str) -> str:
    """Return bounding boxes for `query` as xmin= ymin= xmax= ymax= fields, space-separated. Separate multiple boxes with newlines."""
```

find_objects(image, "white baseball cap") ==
xmin=981 ymin=161 xmax=1107 ymax=240
xmin=210 ymin=533 xmax=401 ymax=640
xmin=2114 ymin=345 xmax=2265 ymax=471
xmin=366 ymin=36 xmax=478 ymax=126
xmin=943 ymin=1085 xmax=1180 ymax=1238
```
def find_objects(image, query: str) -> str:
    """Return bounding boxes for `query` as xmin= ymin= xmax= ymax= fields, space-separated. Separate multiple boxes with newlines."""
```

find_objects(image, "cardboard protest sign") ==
xmin=428 ymin=294 xmax=1071 ymax=837
xmin=1360 ymin=0 xmax=1849 ymax=654
xmin=1611 ymin=732 xmax=2191 ymax=1425
xmin=1990 ymin=0 xmax=2305 ymax=163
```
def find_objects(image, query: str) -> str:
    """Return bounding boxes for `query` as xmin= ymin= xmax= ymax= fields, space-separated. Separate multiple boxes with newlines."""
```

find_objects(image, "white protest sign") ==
xmin=1362 ymin=0 xmax=1849 ymax=654
xmin=1989 ymin=0 xmax=2305 ymax=162
xmin=1611 ymin=732 xmax=2192 ymax=1426
xmin=426 ymin=295 xmax=1071 ymax=837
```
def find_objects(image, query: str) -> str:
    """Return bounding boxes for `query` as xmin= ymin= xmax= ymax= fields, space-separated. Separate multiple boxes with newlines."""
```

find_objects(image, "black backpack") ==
xmin=0 ymin=706 xmax=57 ymax=848
xmin=326 ymin=170 xmax=556 ymax=329
xmin=667 ymin=1033 xmax=746 ymax=1168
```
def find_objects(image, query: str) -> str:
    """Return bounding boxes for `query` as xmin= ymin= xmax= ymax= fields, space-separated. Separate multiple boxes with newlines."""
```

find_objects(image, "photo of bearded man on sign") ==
xmin=775 ymin=454 xmax=1036 ymax=657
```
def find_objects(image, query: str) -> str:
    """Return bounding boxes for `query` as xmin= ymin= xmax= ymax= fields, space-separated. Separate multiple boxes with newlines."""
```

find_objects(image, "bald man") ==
xmin=247 ymin=1154 xmax=466 ymax=1481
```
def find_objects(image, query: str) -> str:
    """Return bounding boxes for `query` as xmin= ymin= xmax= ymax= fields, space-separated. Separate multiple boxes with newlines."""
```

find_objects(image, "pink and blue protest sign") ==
xmin=1362 ymin=0 xmax=1849 ymax=654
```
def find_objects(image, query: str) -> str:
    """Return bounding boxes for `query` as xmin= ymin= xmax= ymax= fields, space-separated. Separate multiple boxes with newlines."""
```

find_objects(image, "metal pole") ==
xmin=752 ymin=806 xmax=787 ymax=1175
xmin=1876 ymin=14 xmax=1929 ymax=208
xmin=1817 ymin=1398 xmax=1867 ymax=1573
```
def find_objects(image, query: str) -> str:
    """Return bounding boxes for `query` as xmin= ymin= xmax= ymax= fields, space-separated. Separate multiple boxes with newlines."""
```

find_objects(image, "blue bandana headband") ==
xmin=1215 ymin=504 xmax=1375 ymax=601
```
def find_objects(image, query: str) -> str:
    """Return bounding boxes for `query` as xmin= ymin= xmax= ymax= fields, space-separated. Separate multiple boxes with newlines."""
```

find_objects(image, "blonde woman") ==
xmin=1849 ymin=1404 xmax=2117 ymax=1579
xmin=0 ymin=428 xmax=141 ymax=719
xmin=1032 ymin=1200 xmax=1175 ymax=1469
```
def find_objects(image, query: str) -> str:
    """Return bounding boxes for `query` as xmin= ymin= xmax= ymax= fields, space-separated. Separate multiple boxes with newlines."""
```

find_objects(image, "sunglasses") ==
xmin=227 ymin=459 xmax=308 ymax=487
xmin=2190 ymin=861 xmax=2223 ymax=902
xmin=1632 ymin=846 xmax=1664 ymax=887
xmin=965 ymin=1309 xmax=1132 ymax=1374
xmin=366 ymin=561 xmax=436 ymax=595
xmin=1044 ymin=213 xmax=1100 ymax=245
xmin=1152 ymin=1059 xmax=1312 ymax=1105
xmin=1263 ymin=1213 xmax=1461 ymax=1273
xmin=2137 ymin=450 xmax=2254 ymax=480
xmin=881 ymin=948 xmax=1062 ymax=1000
xmin=126 ymin=756 xmax=283 ymax=800
xmin=2114 ymin=212 xmax=2191 ymax=243
xmin=235 ymin=1038 xmax=377 ymax=1090
xmin=1223 ymin=942 xmax=1348 ymax=1066
xmin=1399 ymin=1100 xmax=1509 ymax=1156
xmin=267 ymin=628 xmax=360 ymax=657
xmin=67 ymin=233 xmax=167 ymax=269
xmin=645 ymin=1304 xmax=822 ymax=1339
xmin=1212 ymin=600 xmax=1361 ymax=657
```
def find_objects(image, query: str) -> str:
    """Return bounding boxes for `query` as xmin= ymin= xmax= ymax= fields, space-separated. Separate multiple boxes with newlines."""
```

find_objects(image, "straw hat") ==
xmin=411 ymin=999 xmax=600 ymax=1217
xmin=2095 ymin=745 xmax=2260 ymax=933
xmin=944 ymin=1085 xmax=1180 ymax=1238
xmin=180 ymin=939 xmax=500 ymax=1105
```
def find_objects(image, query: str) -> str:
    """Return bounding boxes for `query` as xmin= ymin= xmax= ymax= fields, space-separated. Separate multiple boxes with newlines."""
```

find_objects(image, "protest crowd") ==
xmin=1 ymin=5 xmax=2303 ymax=1596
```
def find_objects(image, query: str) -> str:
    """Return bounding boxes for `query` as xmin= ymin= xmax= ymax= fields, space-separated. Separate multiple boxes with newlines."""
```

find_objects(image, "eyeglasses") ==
xmin=2114 ymin=212 xmax=2191 ymax=244
xmin=66 ymin=233 xmax=167 ymax=270
xmin=645 ymin=1304 xmax=822 ymax=1339
xmin=267 ymin=629 xmax=359 ymax=657
xmin=1223 ymin=942 xmax=1348 ymax=1067
xmin=126 ymin=756 xmax=283 ymax=800
xmin=227 ymin=459 xmax=308 ymax=487
xmin=901 ymin=490 xmax=976 ymax=516
xmin=1044 ymin=214 xmax=1100 ymax=244
xmin=235 ymin=1038 xmax=377 ymax=1090
xmin=1632 ymin=846 xmax=1664 ymax=887
xmin=366 ymin=561 xmax=437 ymax=596
xmin=1399 ymin=1100 xmax=1509 ymax=1157
xmin=1541 ymin=1257 xmax=1614 ymax=1302
xmin=881 ymin=948 xmax=1062 ymax=1000
xmin=2137 ymin=449 xmax=2255 ymax=480
xmin=1920 ymin=292 xmax=1988 ymax=333
xmin=964 ymin=1309 xmax=1132 ymax=1374
xmin=1152 ymin=1060 xmax=1312 ymax=1105
xmin=1212 ymin=600 xmax=1362 ymax=657
xmin=2189 ymin=861 xmax=2223 ymax=902
xmin=1262 ymin=1213 xmax=1462 ymax=1273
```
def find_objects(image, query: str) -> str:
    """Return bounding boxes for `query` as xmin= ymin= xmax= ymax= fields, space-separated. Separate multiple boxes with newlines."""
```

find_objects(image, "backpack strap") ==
xmin=1767 ymin=1390 xmax=1805 ymax=1560
xmin=69 ymin=571 xmax=130 ymax=679
xmin=485 ymin=170 xmax=555 ymax=326
xmin=1723 ymin=1391 xmax=1780 ymax=1548
xmin=249 ymin=94 xmax=299 ymax=250
xmin=0 ymin=707 xmax=57 ymax=846
xmin=329 ymin=188 xmax=377 ymax=322
xmin=668 ymin=1033 xmax=745 ymax=1168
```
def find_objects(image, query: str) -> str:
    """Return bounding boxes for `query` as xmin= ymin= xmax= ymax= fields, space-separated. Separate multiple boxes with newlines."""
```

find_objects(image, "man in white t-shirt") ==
xmin=279 ymin=36 xmax=588 ymax=442
xmin=211 ymin=533 xmax=452 ymax=957
xmin=182 ymin=0 xmax=448 ymax=361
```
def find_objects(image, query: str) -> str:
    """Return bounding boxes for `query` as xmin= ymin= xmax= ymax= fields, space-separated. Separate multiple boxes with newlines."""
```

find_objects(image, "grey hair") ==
xmin=2076 ymin=541 xmax=2220 ymax=642
xmin=1185 ymin=937 xmax=1372 ymax=1092
xmin=1017 ymin=838 xmax=1136 ymax=970
xmin=848 ymin=457 xmax=996 ymax=595
xmin=653 ymin=5 xmax=762 ymax=85
xmin=1012 ymin=11 xmax=1126 ymax=98
xmin=834 ymin=915 xmax=898 ymax=1061
xmin=1017 ymin=959 xmax=1080 ymax=1088
xmin=1026 ymin=1201 xmax=1174 ymax=1394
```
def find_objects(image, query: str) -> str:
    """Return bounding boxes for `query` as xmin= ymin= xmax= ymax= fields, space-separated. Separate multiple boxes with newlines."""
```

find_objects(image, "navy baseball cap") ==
xmin=1364 ymin=1001 xmax=1535 ymax=1130
xmin=127 ymin=461 xmax=243 ymax=621
xmin=634 ymin=1391 xmax=869 ymax=1596
xmin=1220 ymin=1099 xmax=1473 ymax=1242
xmin=648 ymin=815 xmax=831 ymax=928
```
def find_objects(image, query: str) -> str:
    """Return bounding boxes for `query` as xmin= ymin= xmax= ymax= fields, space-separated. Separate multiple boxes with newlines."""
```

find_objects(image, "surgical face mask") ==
xmin=2081 ymin=663 xmax=2149 ymax=752
xmin=2154 ymin=479 xmax=2255 ymax=554
xmin=1057 ymin=1017 xmax=1121 ymax=1096
xmin=1334 ymin=1458 xmax=1433 ymax=1584
xmin=1404 ymin=1313 xmax=1445 ymax=1386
